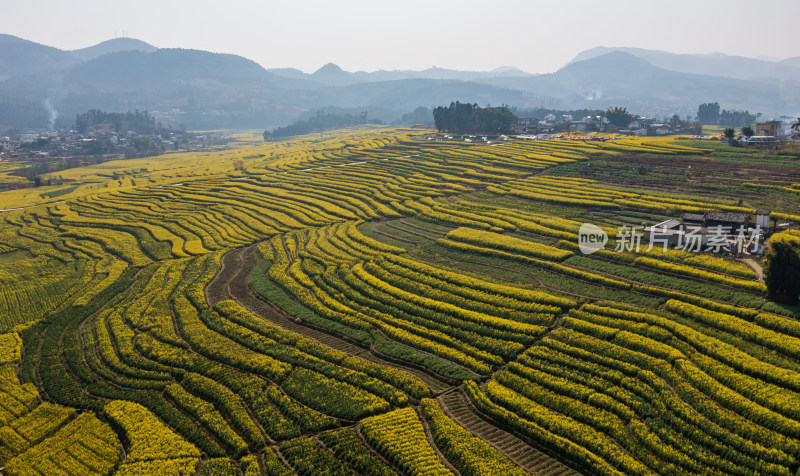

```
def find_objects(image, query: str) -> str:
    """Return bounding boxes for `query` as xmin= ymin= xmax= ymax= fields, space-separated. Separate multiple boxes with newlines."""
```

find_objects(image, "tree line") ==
xmin=764 ymin=235 xmax=800 ymax=305
xmin=432 ymin=102 xmax=517 ymax=135
xmin=697 ymin=102 xmax=757 ymax=127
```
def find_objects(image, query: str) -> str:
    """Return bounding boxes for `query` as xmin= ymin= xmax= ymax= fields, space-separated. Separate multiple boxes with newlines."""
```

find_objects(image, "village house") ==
xmin=644 ymin=210 xmax=770 ymax=253
xmin=568 ymin=121 xmax=587 ymax=132
xmin=755 ymin=121 xmax=782 ymax=137
xmin=537 ymin=121 xmax=556 ymax=133
xmin=583 ymin=115 xmax=609 ymax=130
xmin=510 ymin=117 xmax=540 ymax=134
xmin=704 ymin=211 xmax=749 ymax=229
xmin=650 ymin=123 xmax=671 ymax=135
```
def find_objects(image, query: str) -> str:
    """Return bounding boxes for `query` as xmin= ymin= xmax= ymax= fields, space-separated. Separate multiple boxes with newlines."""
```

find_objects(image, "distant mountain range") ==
xmin=0 ymin=35 xmax=159 ymax=80
xmin=267 ymin=63 xmax=537 ymax=87
xmin=570 ymin=46 xmax=800 ymax=82
xmin=0 ymin=34 xmax=798 ymax=130
xmin=479 ymin=52 xmax=794 ymax=115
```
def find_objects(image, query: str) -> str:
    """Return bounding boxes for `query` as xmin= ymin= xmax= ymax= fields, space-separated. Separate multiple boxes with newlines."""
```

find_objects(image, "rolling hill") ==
xmin=1 ymin=34 xmax=798 ymax=130
xmin=71 ymin=37 xmax=158 ymax=61
xmin=475 ymin=51 xmax=799 ymax=114
xmin=0 ymin=34 xmax=79 ymax=80
xmin=570 ymin=46 xmax=800 ymax=82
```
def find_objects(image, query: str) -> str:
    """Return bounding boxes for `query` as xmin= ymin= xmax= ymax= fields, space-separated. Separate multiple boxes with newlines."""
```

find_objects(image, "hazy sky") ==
xmin=4 ymin=0 xmax=799 ymax=73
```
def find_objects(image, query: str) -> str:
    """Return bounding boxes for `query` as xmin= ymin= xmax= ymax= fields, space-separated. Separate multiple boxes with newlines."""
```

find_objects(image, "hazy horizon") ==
xmin=4 ymin=0 xmax=799 ymax=74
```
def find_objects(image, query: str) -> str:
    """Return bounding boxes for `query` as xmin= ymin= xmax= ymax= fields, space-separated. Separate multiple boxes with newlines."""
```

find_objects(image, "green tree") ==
xmin=75 ymin=109 xmax=159 ymax=135
xmin=723 ymin=128 xmax=735 ymax=140
xmin=697 ymin=102 xmax=720 ymax=124
xmin=719 ymin=109 xmax=756 ymax=127
xmin=132 ymin=135 xmax=152 ymax=152
xmin=792 ymin=117 xmax=800 ymax=132
xmin=603 ymin=107 xmax=633 ymax=128
xmin=764 ymin=241 xmax=800 ymax=305
xmin=433 ymin=102 xmax=516 ymax=134
xmin=741 ymin=126 xmax=754 ymax=138
xmin=86 ymin=138 xmax=114 ymax=155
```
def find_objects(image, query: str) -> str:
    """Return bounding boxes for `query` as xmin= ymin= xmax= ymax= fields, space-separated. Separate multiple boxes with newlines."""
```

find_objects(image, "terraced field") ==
xmin=1 ymin=126 xmax=800 ymax=475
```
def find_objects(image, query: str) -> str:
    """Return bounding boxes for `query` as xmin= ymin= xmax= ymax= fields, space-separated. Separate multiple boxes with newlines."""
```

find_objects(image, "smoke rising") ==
xmin=44 ymin=97 xmax=59 ymax=130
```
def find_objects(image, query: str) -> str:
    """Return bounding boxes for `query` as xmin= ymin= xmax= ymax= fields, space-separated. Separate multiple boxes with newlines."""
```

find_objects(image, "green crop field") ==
xmin=1 ymin=126 xmax=799 ymax=475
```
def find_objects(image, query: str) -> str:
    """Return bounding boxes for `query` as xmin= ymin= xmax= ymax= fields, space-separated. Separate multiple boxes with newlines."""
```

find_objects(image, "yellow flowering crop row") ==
xmin=383 ymin=254 xmax=575 ymax=309
xmin=464 ymin=380 xmax=626 ymax=476
xmin=4 ymin=413 xmax=119 ymax=476
xmin=105 ymin=400 xmax=200 ymax=462
xmin=437 ymin=239 xmax=630 ymax=289
xmin=665 ymin=300 xmax=800 ymax=360
xmin=352 ymin=262 xmax=543 ymax=338
xmin=374 ymin=256 xmax=564 ymax=316
xmin=634 ymin=257 xmax=766 ymax=293
xmin=445 ymin=227 xmax=572 ymax=261
xmin=361 ymin=407 xmax=454 ymax=476
xmin=165 ymin=383 xmax=249 ymax=456
xmin=421 ymin=398 xmax=527 ymax=476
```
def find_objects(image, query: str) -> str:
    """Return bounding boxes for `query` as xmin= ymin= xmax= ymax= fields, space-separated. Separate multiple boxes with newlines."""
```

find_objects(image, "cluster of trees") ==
xmin=764 ymin=235 xmax=800 ymax=305
xmin=697 ymin=102 xmax=757 ymax=126
xmin=723 ymin=127 xmax=755 ymax=140
xmin=432 ymin=102 xmax=517 ymax=135
xmin=75 ymin=110 xmax=174 ymax=135
xmin=719 ymin=109 xmax=757 ymax=127
xmin=697 ymin=103 xmax=720 ymax=124
xmin=604 ymin=107 xmax=634 ymax=128
xmin=398 ymin=107 xmax=433 ymax=125
xmin=263 ymin=112 xmax=377 ymax=141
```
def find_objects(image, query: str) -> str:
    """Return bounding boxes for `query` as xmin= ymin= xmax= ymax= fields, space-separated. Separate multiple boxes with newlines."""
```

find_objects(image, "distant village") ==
xmin=508 ymin=113 xmax=698 ymax=136
xmin=509 ymin=113 xmax=797 ymax=142
xmin=0 ymin=111 xmax=235 ymax=189
xmin=0 ymin=128 xmax=223 ymax=162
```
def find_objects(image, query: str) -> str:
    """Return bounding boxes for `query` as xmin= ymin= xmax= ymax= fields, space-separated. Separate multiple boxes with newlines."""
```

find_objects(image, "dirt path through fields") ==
xmin=437 ymin=390 xmax=579 ymax=476
xmin=208 ymin=245 xmax=455 ymax=397
xmin=739 ymin=257 xmax=764 ymax=283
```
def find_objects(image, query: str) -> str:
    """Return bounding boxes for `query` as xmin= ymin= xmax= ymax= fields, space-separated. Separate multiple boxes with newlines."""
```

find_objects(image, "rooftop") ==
xmin=681 ymin=212 xmax=705 ymax=222
xmin=705 ymin=211 xmax=748 ymax=224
